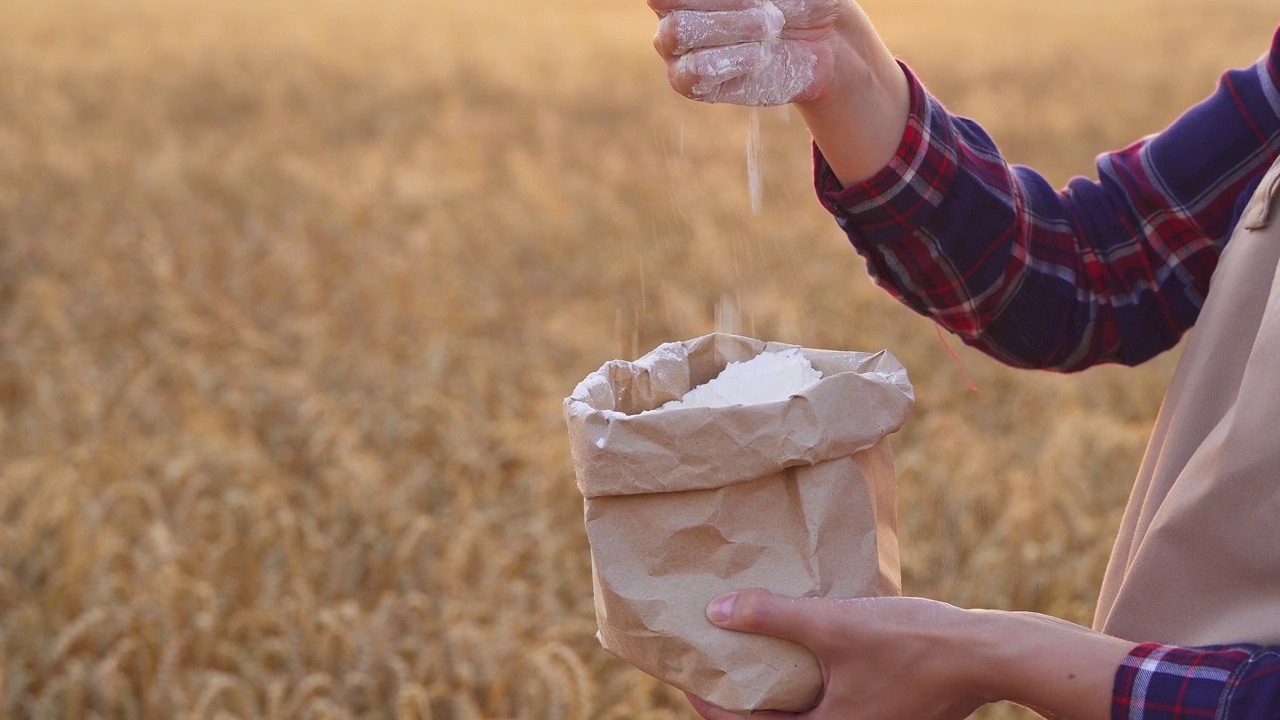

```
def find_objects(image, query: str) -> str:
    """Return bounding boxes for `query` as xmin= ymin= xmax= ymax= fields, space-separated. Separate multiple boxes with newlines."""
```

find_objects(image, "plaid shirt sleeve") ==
xmin=816 ymin=27 xmax=1280 ymax=371
xmin=1113 ymin=643 xmax=1280 ymax=719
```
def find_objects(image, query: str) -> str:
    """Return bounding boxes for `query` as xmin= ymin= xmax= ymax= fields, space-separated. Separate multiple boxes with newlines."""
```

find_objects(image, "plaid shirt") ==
xmin=815 ymin=26 xmax=1280 ymax=718
xmin=817 ymin=26 xmax=1280 ymax=371
xmin=1113 ymin=644 xmax=1280 ymax=719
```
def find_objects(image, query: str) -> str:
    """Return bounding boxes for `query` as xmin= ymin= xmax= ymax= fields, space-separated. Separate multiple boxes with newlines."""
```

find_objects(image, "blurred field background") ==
xmin=0 ymin=0 xmax=1275 ymax=717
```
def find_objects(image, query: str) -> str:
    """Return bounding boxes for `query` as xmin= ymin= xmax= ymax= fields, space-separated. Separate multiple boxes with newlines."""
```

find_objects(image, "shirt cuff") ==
xmin=813 ymin=61 xmax=958 ymax=247
xmin=1112 ymin=643 xmax=1254 ymax=720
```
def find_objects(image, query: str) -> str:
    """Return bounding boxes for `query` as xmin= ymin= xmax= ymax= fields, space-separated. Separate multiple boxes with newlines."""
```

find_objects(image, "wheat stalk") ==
xmin=0 ymin=2 xmax=1246 ymax=719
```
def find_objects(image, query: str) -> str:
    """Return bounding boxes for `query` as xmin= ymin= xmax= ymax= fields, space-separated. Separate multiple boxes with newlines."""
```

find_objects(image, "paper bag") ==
xmin=563 ymin=333 xmax=914 ymax=714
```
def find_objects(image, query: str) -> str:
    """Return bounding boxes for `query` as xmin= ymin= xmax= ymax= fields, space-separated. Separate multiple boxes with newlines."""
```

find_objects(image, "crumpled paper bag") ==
xmin=563 ymin=333 xmax=914 ymax=714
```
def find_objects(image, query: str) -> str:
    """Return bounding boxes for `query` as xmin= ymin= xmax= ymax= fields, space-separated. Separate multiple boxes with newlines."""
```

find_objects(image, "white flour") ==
xmin=662 ymin=349 xmax=822 ymax=410
xmin=672 ymin=1 xmax=818 ymax=108
xmin=746 ymin=109 xmax=763 ymax=214
xmin=669 ymin=3 xmax=785 ymax=55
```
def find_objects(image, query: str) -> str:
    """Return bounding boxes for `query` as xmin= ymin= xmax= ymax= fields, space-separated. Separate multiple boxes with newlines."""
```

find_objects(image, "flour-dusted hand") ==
xmin=646 ymin=0 xmax=910 ymax=184
xmin=649 ymin=0 xmax=848 ymax=105
xmin=682 ymin=589 xmax=1135 ymax=720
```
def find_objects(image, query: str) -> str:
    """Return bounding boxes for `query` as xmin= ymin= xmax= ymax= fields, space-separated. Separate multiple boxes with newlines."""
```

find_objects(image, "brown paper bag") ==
xmin=563 ymin=333 xmax=913 ymax=714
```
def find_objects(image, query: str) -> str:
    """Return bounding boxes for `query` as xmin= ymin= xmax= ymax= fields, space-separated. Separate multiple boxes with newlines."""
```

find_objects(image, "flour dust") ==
xmin=746 ymin=108 xmax=763 ymax=215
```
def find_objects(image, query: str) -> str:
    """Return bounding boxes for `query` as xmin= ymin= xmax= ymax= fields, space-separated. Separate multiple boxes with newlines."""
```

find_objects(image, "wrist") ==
xmin=940 ymin=609 xmax=1022 ymax=706
xmin=966 ymin=611 xmax=1135 ymax=720
xmin=793 ymin=4 xmax=909 ymax=185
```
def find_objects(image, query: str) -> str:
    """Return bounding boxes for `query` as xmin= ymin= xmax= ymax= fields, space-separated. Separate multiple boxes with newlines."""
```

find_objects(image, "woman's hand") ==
xmin=646 ymin=0 xmax=910 ymax=184
xmin=686 ymin=591 xmax=991 ymax=720
xmin=649 ymin=0 xmax=850 ymax=106
xmin=685 ymin=589 xmax=1136 ymax=720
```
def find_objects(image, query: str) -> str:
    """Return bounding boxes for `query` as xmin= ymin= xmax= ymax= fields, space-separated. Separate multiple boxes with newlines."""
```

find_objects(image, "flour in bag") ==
xmin=662 ymin=348 xmax=822 ymax=410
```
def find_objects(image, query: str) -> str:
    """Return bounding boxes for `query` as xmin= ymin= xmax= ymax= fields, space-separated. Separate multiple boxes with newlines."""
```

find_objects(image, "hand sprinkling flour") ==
xmin=649 ymin=0 xmax=911 ymax=185
xmin=652 ymin=0 xmax=847 ymax=106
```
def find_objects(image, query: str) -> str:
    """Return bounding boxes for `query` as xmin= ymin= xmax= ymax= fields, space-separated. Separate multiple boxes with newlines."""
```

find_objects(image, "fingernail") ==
xmin=707 ymin=594 xmax=737 ymax=625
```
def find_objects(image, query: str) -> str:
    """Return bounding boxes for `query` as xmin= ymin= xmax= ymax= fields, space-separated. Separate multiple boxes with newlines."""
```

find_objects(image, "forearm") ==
xmin=963 ymin=610 xmax=1136 ymax=720
xmin=813 ymin=26 xmax=1280 ymax=371
xmin=794 ymin=3 xmax=909 ymax=186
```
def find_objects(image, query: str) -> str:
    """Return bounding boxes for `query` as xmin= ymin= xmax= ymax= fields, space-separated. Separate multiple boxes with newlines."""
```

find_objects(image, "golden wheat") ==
xmin=0 ymin=0 xmax=1276 ymax=718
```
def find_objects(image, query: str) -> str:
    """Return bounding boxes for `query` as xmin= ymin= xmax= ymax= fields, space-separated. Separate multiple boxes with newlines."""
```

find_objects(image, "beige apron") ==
xmin=1094 ymin=153 xmax=1280 ymax=646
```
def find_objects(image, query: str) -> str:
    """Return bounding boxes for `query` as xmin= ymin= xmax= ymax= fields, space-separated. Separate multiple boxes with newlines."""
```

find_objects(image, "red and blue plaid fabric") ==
xmin=1113 ymin=643 xmax=1280 ymax=719
xmin=814 ymin=26 xmax=1280 ymax=716
xmin=816 ymin=26 xmax=1280 ymax=371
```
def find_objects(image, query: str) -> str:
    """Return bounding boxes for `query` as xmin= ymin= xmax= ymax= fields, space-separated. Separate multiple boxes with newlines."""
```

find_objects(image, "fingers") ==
xmin=707 ymin=589 xmax=837 ymax=648
xmin=669 ymin=43 xmax=766 ymax=100
xmin=685 ymin=693 xmax=748 ymax=720
xmin=655 ymin=7 xmax=785 ymax=57
xmin=685 ymin=692 xmax=804 ymax=720
xmin=649 ymin=0 xmax=763 ymax=15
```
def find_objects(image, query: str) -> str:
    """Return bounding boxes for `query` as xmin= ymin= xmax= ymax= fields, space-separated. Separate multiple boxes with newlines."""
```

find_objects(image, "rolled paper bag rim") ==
xmin=564 ymin=333 xmax=914 ymax=498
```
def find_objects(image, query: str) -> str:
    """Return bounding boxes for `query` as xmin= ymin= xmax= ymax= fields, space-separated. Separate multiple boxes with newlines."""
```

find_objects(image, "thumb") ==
xmin=706 ymin=589 xmax=830 ymax=647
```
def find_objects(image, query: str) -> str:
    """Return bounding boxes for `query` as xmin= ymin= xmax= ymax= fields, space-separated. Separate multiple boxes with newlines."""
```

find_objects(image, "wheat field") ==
xmin=0 ymin=0 xmax=1275 ymax=718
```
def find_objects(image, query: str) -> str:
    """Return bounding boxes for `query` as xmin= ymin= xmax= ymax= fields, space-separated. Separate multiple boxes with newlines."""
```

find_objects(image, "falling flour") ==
xmin=662 ymin=349 xmax=822 ymax=410
xmin=747 ymin=109 xmax=764 ymax=215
